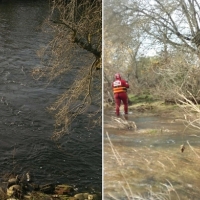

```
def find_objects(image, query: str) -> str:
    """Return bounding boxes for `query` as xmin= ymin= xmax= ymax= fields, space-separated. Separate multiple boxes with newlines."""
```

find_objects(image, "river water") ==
xmin=104 ymin=111 xmax=200 ymax=199
xmin=0 ymin=0 xmax=101 ymax=193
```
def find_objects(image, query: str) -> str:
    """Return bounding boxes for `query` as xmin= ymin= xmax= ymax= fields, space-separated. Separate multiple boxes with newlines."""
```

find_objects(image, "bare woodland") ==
xmin=34 ymin=0 xmax=102 ymax=138
xmin=104 ymin=0 xmax=200 ymax=130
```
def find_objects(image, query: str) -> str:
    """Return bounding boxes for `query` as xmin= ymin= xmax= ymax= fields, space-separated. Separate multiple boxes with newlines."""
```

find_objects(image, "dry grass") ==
xmin=104 ymin=132 xmax=200 ymax=200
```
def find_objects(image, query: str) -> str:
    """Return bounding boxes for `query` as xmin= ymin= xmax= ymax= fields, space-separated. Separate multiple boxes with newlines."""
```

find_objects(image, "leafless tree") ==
xmin=114 ymin=0 xmax=200 ymax=130
xmin=34 ymin=0 xmax=102 ymax=139
xmin=106 ymin=0 xmax=200 ymax=94
xmin=124 ymin=0 xmax=200 ymax=55
xmin=104 ymin=0 xmax=144 ymax=103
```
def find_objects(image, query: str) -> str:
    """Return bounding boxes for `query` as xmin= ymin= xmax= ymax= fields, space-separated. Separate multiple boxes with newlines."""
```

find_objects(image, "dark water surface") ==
xmin=0 ymin=0 xmax=101 ymax=192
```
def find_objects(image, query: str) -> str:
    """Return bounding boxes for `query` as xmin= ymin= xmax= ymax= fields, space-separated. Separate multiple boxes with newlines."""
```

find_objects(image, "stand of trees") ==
xmin=104 ymin=0 xmax=200 ymax=100
xmin=104 ymin=0 xmax=200 ymax=130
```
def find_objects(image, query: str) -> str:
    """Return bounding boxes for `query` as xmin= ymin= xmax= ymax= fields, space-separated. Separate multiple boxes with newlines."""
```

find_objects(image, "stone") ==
xmin=7 ymin=177 xmax=19 ymax=188
xmin=55 ymin=184 xmax=74 ymax=195
xmin=88 ymin=194 xmax=98 ymax=200
xmin=74 ymin=193 xmax=98 ymax=200
xmin=39 ymin=183 xmax=55 ymax=194
xmin=83 ymin=193 xmax=90 ymax=199
xmin=7 ymin=184 xmax=22 ymax=197
xmin=74 ymin=193 xmax=84 ymax=200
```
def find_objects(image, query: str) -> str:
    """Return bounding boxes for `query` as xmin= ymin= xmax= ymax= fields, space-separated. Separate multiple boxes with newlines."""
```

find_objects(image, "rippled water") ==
xmin=0 ymin=0 xmax=101 ymax=192
xmin=104 ymin=112 xmax=200 ymax=199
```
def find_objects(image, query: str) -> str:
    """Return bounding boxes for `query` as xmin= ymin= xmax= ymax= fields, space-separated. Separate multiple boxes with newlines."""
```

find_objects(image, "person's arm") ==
xmin=125 ymin=80 xmax=129 ymax=88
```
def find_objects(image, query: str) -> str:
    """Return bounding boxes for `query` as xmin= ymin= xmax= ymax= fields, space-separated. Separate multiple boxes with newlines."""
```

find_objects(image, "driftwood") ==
xmin=111 ymin=116 xmax=137 ymax=130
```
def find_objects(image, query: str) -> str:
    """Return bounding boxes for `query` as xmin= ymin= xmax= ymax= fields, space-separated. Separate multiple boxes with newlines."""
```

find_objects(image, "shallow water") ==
xmin=104 ymin=112 xmax=200 ymax=199
xmin=0 ymin=0 xmax=101 ymax=192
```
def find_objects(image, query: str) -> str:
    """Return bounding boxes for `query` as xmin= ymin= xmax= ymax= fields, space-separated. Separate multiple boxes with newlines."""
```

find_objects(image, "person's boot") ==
xmin=124 ymin=114 xmax=128 ymax=120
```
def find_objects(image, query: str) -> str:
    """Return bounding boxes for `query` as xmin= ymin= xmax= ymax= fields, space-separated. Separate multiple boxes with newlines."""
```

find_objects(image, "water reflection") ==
xmin=0 ymin=0 xmax=101 ymax=192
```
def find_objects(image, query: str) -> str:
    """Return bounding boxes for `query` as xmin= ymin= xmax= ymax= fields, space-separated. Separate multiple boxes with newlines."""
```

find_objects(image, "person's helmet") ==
xmin=115 ymin=73 xmax=121 ymax=80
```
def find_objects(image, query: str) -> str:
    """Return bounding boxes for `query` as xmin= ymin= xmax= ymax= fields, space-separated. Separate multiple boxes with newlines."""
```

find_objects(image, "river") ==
xmin=104 ymin=111 xmax=200 ymax=199
xmin=0 ymin=0 xmax=101 ymax=193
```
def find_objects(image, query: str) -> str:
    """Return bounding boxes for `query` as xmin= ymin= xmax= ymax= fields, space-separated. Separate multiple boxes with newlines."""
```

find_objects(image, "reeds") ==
xmin=105 ymin=131 xmax=181 ymax=200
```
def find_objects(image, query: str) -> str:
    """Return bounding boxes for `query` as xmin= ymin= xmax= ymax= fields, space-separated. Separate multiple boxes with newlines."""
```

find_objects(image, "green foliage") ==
xmin=128 ymin=94 xmax=155 ymax=104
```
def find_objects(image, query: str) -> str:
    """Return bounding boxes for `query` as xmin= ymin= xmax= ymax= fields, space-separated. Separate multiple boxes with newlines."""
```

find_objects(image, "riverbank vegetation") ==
xmin=105 ymin=131 xmax=189 ymax=200
xmin=34 ymin=0 xmax=102 ymax=138
xmin=104 ymin=0 xmax=200 ymax=131
xmin=104 ymin=0 xmax=200 ymax=199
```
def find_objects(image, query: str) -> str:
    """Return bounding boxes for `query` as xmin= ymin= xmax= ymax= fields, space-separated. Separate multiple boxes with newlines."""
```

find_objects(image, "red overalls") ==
xmin=112 ymin=78 xmax=129 ymax=116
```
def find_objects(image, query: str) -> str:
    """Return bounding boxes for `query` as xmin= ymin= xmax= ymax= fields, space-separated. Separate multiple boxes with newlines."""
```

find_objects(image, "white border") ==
xmin=102 ymin=0 xmax=104 ymax=198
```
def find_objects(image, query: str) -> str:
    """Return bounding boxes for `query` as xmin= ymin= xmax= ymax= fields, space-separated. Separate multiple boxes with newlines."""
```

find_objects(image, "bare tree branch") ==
xmin=37 ymin=0 xmax=102 ymax=138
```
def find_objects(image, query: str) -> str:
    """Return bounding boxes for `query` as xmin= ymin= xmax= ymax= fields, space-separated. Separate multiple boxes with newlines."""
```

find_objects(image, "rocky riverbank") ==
xmin=1 ymin=174 xmax=101 ymax=200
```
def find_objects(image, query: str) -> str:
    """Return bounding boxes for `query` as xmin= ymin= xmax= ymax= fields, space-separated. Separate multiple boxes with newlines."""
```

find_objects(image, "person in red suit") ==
xmin=112 ymin=73 xmax=129 ymax=117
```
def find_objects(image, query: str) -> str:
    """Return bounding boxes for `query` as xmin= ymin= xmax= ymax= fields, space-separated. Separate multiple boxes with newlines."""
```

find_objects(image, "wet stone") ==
xmin=55 ymin=184 xmax=74 ymax=195
xmin=7 ymin=184 xmax=23 ymax=197
xmin=7 ymin=177 xmax=19 ymax=188
xmin=74 ymin=193 xmax=98 ymax=200
xmin=26 ymin=183 xmax=40 ymax=191
xmin=39 ymin=183 xmax=55 ymax=194
xmin=2 ymin=174 xmax=100 ymax=200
